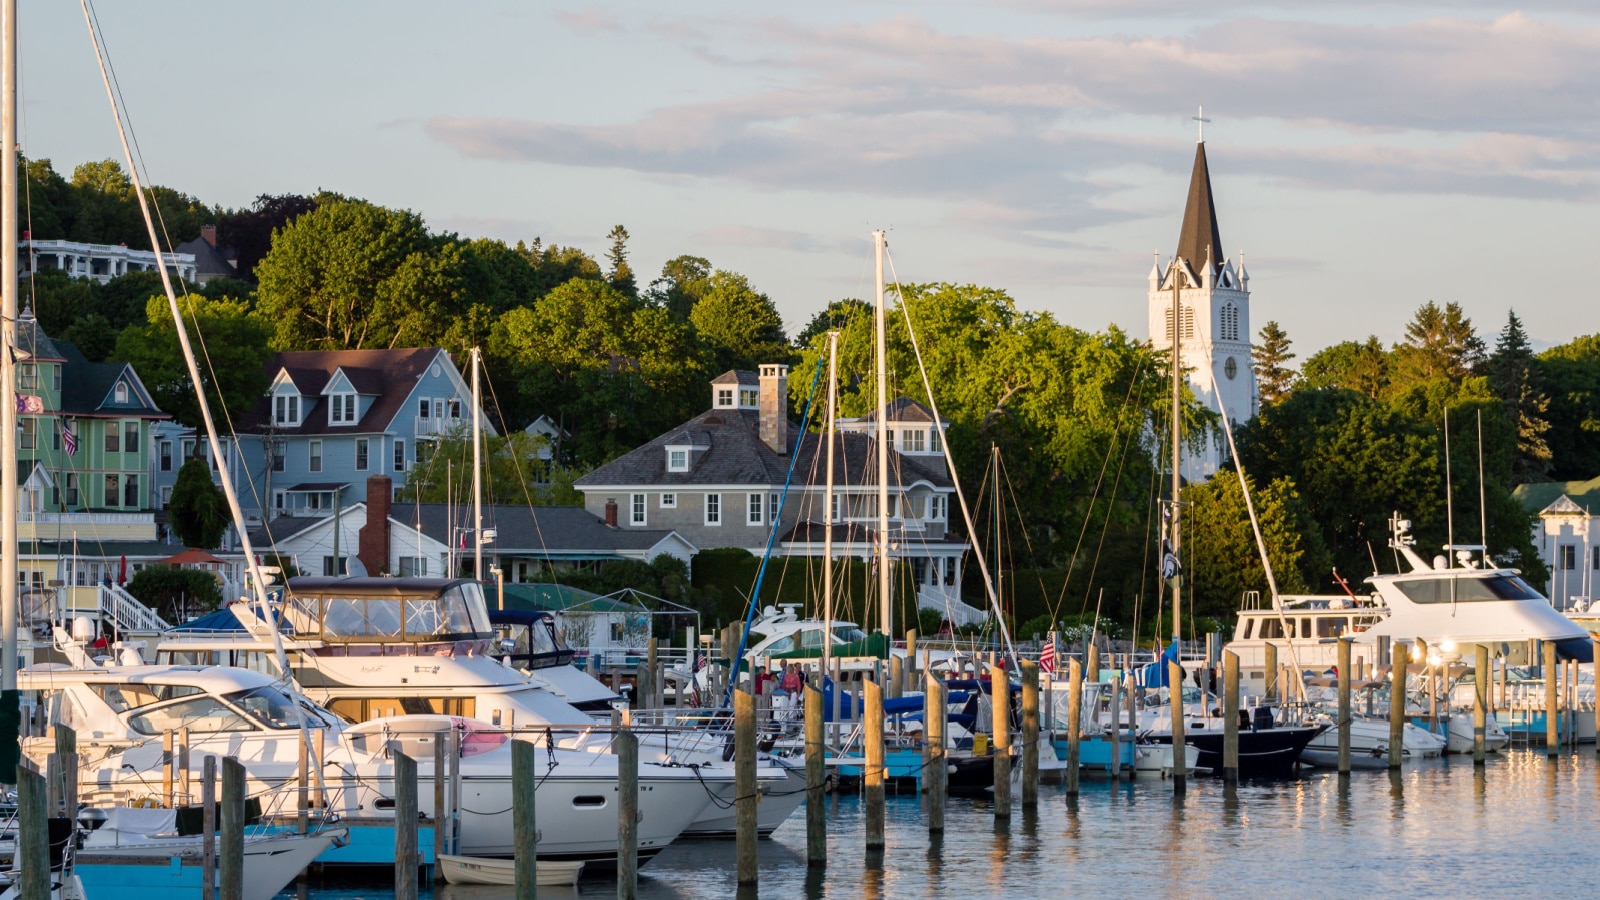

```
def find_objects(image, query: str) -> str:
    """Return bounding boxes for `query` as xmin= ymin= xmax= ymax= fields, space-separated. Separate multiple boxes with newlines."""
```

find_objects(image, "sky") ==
xmin=17 ymin=1 xmax=1600 ymax=354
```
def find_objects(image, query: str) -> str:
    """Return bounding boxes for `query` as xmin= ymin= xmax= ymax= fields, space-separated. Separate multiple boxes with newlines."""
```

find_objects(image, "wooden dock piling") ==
xmin=1337 ymin=638 xmax=1352 ymax=776
xmin=925 ymin=672 xmax=947 ymax=833
xmin=735 ymin=688 xmax=758 ymax=885
xmin=992 ymin=666 xmax=1013 ymax=816
xmin=890 ymin=654 xmax=904 ymax=700
xmin=1388 ymin=652 xmax=1406 ymax=770
xmin=905 ymin=629 xmax=918 ymax=682
xmin=1474 ymin=644 xmax=1488 ymax=765
xmin=1086 ymin=644 xmax=1100 ymax=684
xmin=805 ymin=683 xmax=826 ymax=868
xmin=513 ymin=739 xmax=538 ymax=899
xmin=163 ymin=729 xmax=175 ymax=808
xmin=1169 ymin=658 xmax=1185 ymax=795
xmin=432 ymin=738 xmax=446 ymax=881
xmin=202 ymin=756 xmax=217 ymax=900
xmin=394 ymin=752 xmax=419 ymax=900
xmin=221 ymin=757 xmax=246 ymax=900
xmin=17 ymin=764 xmax=46 ymax=900
xmin=54 ymin=724 xmax=77 ymax=818
xmin=1223 ymin=651 xmax=1240 ymax=783
xmin=1021 ymin=660 xmax=1039 ymax=808
xmin=1065 ymin=659 xmax=1082 ymax=795
xmin=1545 ymin=640 xmax=1559 ymax=756
xmin=1265 ymin=642 xmax=1278 ymax=703
xmin=617 ymin=728 xmax=639 ymax=900
xmin=1108 ymin=675 xmax=1122 ymax=782
xmin=865 ymin=677 xmax=886 ymax=848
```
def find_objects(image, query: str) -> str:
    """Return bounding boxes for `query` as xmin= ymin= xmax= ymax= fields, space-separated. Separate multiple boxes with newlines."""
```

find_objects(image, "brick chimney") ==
xmin=358 ymin=474 xmax=392 ymax=576
xmin=604 ymin=498 xmax=618 ymax=528
xmin=201 ymin=224 xmax=217 ymax=248
xmin=758 ymin=364 xmax=789 ymax=453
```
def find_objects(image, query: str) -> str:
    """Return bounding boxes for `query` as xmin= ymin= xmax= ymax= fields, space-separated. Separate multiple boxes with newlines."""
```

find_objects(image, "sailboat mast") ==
xmin=993 ymin=445 xmax=1002 ymax=625
xmin=1169 ymin=262 xmax=1183 ymax=644
xmin=822 ymin=331 xmax=838 ymax=673
xmin=1 ymin=0 xmax=18 ymax=719
xmin=471 ymin=347 xmax=483 ymax=582
xmin=874 ymin=230 xmax=890 ymax=637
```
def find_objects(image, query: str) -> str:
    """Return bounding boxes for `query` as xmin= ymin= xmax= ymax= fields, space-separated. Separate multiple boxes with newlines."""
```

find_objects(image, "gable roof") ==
xmin=844 ymin=396 xmax=947 ymax=424
xmin=1175 ymin=141 xmax=1224 ymax=272
xmin=237 ymin=348 xmax=443 ymax=435
xmin=404 ymin=503 xmax=695 ymax=555
xmin=1514 ymin=477 xmax=1600 ymax=515
xmin=15 ymin=313 xmax=65 ymax=362
xmin=174 ymin=236 xmax=238 ymax=280
xmin=575 ymin=407 xmax=952 ymax=489
xmin=710 ymin=370 xmax=760 ymax=386
xmin=56 ymin=340 xmax=165 ymax=418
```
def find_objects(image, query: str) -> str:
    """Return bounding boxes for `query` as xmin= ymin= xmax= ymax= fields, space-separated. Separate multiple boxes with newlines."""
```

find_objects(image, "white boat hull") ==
xmin=438 ymin=854 xmax=583 ymax=886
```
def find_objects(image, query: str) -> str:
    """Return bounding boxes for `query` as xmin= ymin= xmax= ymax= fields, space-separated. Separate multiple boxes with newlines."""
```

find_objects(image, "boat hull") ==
xmin=1148 ymin=726 xmax=1324 ymax=778
xmin=438 ymin=854 xmax=584 ymax=886
xmin=77 ymin=829 xmax=344 ymax=900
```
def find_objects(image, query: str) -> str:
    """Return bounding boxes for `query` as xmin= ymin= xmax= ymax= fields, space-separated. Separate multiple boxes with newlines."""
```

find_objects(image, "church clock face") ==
xmin=1224 ymin=356 xmax=1238 ymax=380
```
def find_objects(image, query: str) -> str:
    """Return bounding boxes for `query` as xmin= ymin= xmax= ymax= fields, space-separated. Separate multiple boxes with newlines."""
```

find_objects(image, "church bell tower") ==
xmin=1147 ymin=138 xmax=1256 ymax=481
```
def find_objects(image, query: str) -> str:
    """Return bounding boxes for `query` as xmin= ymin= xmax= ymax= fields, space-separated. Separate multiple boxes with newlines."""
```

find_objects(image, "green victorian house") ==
xmin=15 ymin=310 xmax=168 ymax=513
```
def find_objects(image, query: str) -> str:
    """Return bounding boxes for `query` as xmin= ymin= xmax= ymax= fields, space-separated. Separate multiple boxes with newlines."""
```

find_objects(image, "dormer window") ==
xmin=113 ymin=380 xmax=128 ymax=403
xmin=716 ymin=388 xmax=735 ymax=408
xmin=667 ymin=447 xmax=689 ymax=472
xmin=274 ymin=394 xmax=301 ymax=427
xmin=931 ymin=427 xmax=943 ymax=453
xmin=739 ymin=388 xmax=758 ymax=408
xmin=902 ymin=429 xmax=926 ymax=453
xmin=330 ymin=393 xmax=357 ymax=425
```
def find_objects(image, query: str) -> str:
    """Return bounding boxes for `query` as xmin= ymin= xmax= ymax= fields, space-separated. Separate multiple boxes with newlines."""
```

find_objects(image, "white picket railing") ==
xmin=98 ymin=583 xmax=171 ymax=634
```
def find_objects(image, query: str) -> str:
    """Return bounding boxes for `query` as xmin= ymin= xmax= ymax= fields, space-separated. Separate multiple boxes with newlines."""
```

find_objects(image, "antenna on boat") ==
xmin=822 ymin=330 xmax=838 ymax=676
xmin=1443 ymin=405 xmax=1454 ymax=563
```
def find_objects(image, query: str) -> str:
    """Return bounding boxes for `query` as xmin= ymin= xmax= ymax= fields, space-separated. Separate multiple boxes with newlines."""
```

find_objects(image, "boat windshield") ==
xmin=129 ymin=694 xmax=257 ymax=735
xmin=224 ymin=686 xmax=305 ymax=730
xmin=1394 ymin=575 xmax=1545 ymax=604
xmin=833 ymin=626 xmax=868 ymax=643
xmin=284 ymin=583 xmax=494 ymax=642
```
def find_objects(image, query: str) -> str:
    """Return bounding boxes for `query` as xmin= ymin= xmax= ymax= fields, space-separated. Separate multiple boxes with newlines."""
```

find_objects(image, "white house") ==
xmin=1515 ymin=477 xmax=1600 ymax=610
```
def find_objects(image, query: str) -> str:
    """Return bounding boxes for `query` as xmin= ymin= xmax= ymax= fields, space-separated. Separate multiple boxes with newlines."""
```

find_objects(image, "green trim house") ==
xmin=16 ymin=310 xmax=168 ymax=513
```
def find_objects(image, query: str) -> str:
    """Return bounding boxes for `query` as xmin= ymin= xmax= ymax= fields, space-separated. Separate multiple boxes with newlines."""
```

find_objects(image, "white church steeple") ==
xmin=1147 ymin=139 xmax=1257 ymax=481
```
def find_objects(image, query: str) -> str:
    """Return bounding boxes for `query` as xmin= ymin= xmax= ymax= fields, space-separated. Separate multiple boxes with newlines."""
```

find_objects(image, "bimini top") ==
xmin=279 ymin=577 xmax=494 ymax=644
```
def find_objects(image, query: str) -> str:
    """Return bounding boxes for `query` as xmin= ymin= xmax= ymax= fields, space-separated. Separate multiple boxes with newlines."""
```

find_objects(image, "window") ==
xmin=274 ymin=394 xmax=300 ymax=426
xmin=125 ymin=421 xmax=138 ymax=455
xmin=159 ymin=441 xmax=173 ymax=471
xmin=902 ymin=429 xmax=925 ymax=452
xmin=323 ymin=556 xmax=348 ymax=576
xmin=104 ymin=422 xmax=119 ymax=453
xmin=931 ymin=427 xmax=942 ymax=453
xmin=610 ymin=622 xmax=625 ymax=643
xmin=944 ymin=557 xmax=958 ymax=586
xmin=182 ymin=438 xmax=195 ymax=460
xmin=630 ymin=493 xmax=646 ymax=526
xmin=770 ymin=493 xmax=780 ymax=522
xmin=309 ymin=440 xmax=323 ymax=473
xmin=113 ymin=380 xmax=128 ymax=403
xmin=667 ymin=448 xmax=688 ymax=472
xmin=660 ymin=493 xmax=676 ymax=509
xmin=449 ymin=399 xmax=461 ymax=419
xmin=124 ymin=475 xmax=139 ymax=508
xmin=160 ymin=485 xmax=172 ymax=508
xmin=1594 ymin=546 xmax=1600 ymax=571
xmin=1559 ymin=546 xmax=1577 ymax=571
xmin=399 ymin=557 xmax=428 ymax=577
xmin=19 ymin=418 xmax=34 ymax=450
xmin=105 ymin=475 xmax=120 ymax=508
xmin=1395 ymin=575 xmax=1545 ymax=603
xmin=52 ymin=366 xmax=60 ymax=392
xmin=716 ymin=388 xmax=734 ymax=408
xmin=1224 ymin=356 xmax=1238 ymax=380
xmin=418 ymin=398 xmax=430 ymax=418
xmin=1220 ymin=303 xmax=1240 ymax=342
xmin=330 ymin=393 xmax=357 ymax=424
xmin=64 ymin=474 xmax=78 ymax=507
xmin=434 ymin=400 xmax=445 ymax=419
xmin=18 ymin=362 xmax=35 ymax=390
xmin=274 ymin=490 xmax=286 ymax=512
xmin=1164 ymin=305 xmax=1197 ymax=341
xmin=739 ymin=388 xmax=758 ymax=407
xmin=271 ymin=439 xmax=286 ymax=473
xmin=748 ymin=492 xmax=764 ymax=526
xmin=394 ymin=440 xmax=406 ymax=472
xmin=830 ymin=492 xmax=840 ymax=522
xmin=705 ymin=493 xmax=721 ymax=525
xmin=929 ymin=495 xmax=947 ymax=520
xmin=355 ymin=438 xmax=370 ymax=471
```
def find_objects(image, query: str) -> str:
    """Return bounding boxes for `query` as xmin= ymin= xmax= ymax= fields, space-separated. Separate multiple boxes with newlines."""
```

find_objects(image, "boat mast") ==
xmin=1 ymin=0 xmax=19 ymax=769
xmin=822 ymin=331 xmax=838 ymax=674
xmin=472 ymin=347 xmax=483 ymax=583
xmin=1168 ymin=256 xmax=1187 ymax=794
xmin=993 ymin=445 xmax=1002 ymax=626
xmin=874 ymin=230 xmax=890 ymax=638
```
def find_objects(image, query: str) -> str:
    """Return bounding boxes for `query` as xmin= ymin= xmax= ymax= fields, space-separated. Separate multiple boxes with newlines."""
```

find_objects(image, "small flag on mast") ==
xmin=62 ymin=418 xmax=78 ymax=456
xmin=1161 ymin=539 xmax=1182 ymax=581
xmin=1038 ymin=640 xmax=1056 ymax=675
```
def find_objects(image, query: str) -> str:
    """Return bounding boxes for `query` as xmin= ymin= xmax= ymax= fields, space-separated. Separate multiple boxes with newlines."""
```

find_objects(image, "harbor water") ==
xmin=292 ymin=746 xmax=1600 ymax=899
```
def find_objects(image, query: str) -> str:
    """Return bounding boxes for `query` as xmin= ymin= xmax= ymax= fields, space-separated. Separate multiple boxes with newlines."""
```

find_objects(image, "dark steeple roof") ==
xmin=1175 ymin=142 xmax=1223 ymax=270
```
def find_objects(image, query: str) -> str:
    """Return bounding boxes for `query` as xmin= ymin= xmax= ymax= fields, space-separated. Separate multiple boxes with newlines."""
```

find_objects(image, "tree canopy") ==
xmin=168 ymin=458 xmax=230 ymax=549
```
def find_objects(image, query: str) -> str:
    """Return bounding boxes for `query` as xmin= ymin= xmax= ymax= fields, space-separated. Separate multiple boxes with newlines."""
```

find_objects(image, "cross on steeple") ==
xmin=1193 ymin=105 xmax=1210 ymax=143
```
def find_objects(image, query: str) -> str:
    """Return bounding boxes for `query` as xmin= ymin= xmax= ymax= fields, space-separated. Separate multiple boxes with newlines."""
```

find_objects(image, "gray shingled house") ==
xmin=575 ymin=365 xmax=985 ymax=624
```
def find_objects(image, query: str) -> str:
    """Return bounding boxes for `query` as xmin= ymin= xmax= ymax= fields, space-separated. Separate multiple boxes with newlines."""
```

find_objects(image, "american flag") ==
xmin=62 ymin=418 xmax=77 ymax=456
xmin=688 ymin=653 xmax=710 ymax=707
xmin=1038 ymin=640 xmax=1056 ymax=675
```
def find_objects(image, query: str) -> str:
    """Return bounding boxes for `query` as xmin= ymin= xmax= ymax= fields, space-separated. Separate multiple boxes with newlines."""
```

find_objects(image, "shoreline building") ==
xmin=1147 ymin=139 xmax=1258 ymax=481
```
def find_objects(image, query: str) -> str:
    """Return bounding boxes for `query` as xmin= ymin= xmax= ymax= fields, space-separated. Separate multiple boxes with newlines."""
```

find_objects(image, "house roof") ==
xmin=404 ymin=503 xmax=694 ymax=555
xmin=1176 ymin=141 xmax=1224 ymax=271
xmin=1514 ymin=477 xmax=1600 ymax=515
xmin=245 ymin=515 xmax=326 ymax=549
xmin=174 ymin=236 xmax=238 ymax=279
xmin=55 ymin=340 xmax=165 ymax=419
xmin=15 ymin=312 xmax=65 ymax=362
xmin=710 ymin=370 xmax=760 ymax=386
xmin=575 ymin=408 xmax=952 ymax=489
xmin=499 ymin=582 xmax=646 ymax=613
xmin=237 ymin=348 xmax=444 ymax=436
xmin=844 ymin=396 xmax=947 ymax=424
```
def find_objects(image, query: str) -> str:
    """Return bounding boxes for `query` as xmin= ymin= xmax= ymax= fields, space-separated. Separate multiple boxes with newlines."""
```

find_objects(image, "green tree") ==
xmin=114 ymin=294 xmax=273 ymax=428
xmin=605 ymin=225 xmax=637 ymax=298
xmin=254 ymin=198 xmax=472 ymax=350
xmin=62 ymin=314 xmax=120 ymax=362
xmin=517 ymin=238 xmax=605 ymax=298
xmin=126 ymin=566 xmax=224 ymax=623
xmin=1392 ymin=301 xmax=1485 ymax=389
xmin=1185 ymin=470 xmax=1328 ymax=620
xmin=1539 ymin=334 xmax=1600 ymax=482
xmin=168 ymin=457 xmax=230 ymax=549
xmin=688 ymin=271 xmax=789 ymax=371
xmin=397 ymin=431 xmax=586 ymax=506
xmin=1251 ymin=321 xmax=1296 ymax=406
xmin=1487 ymin=310 xmax=1552 ymax=481
xmin=1299 ymin=337 xmax=1390 ymax=399
xmin=645 ymin=255 xmax=712 ymax=318
xmin=794 ymin=298 xmax=869 ymax=349
xmin=216 ymin=193 xmax=319 ymax=280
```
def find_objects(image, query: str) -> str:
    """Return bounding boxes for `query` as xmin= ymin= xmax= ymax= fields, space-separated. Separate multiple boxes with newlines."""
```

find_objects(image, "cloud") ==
xmin=689 ymin=225 xmax=843 ymax=253
xmin=553 ymin=7 xmax=624 ymax=36
xmin=426 ymin=9 xmax=1600 ymax=244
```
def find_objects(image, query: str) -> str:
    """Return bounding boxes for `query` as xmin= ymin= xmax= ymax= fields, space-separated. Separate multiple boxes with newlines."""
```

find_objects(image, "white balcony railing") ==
xmin=21 ymin=511 xmax=155 ymax=526
xmin=414 ymin=416 xmax=467 ymax=437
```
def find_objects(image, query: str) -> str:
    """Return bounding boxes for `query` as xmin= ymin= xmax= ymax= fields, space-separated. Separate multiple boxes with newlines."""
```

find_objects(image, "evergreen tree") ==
xmin=1488 ymin=310 xmax=1552 ymax=481
xmin=168 ymin=457 xmax=229 ymax=549
xmin=1251 ymin=321 xmax=1296 ymax=406
xmin=606 ymin=225 xmax=637 ymax=298
xmin=1392 ymin=301 xmax=1485 ymax=388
